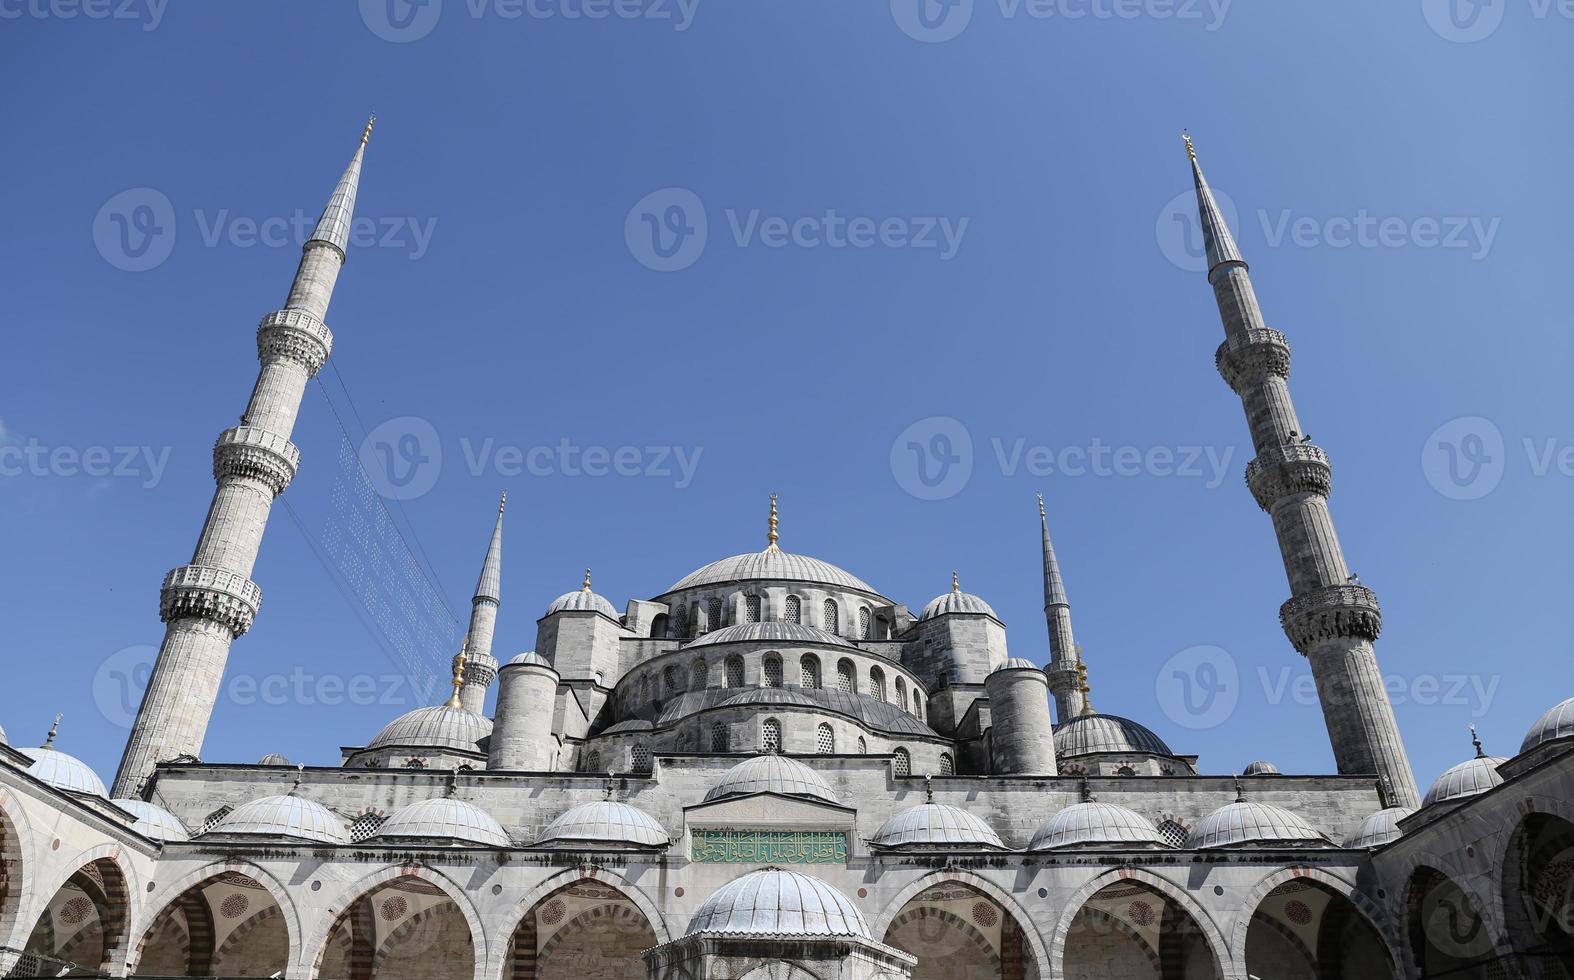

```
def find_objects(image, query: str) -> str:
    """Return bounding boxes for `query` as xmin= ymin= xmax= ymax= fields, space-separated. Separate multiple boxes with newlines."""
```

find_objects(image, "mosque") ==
xmin=0 ymin=119 xmax=1569 ymax=980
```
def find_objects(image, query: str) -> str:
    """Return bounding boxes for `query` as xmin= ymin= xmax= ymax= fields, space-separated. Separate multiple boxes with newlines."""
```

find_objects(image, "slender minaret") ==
xmin=459 ymin=493 xmax=506 ymax=714
xmin=112 ymin=119 xmax=374 ymax=798
xmin=1038 ymin=493 xmax=1085 ymax=722
xmin=1186 ymin=135 xmax=1420 ymax=807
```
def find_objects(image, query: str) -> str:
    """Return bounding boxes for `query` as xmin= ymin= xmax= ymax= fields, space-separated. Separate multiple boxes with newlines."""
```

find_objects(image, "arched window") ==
xmin=816 ymin=723 xmax=835 ymax=754
xmin=912 ymin=690 xmax=923 ymax=717
xmin=859 ymin=607 xmax=871 ymax=639
xmin=762 ymin=718 xmax=781 ymax=754
xmin=584 ymin=750 xmax=601 ymax=773
xmin=673 ymin=606 xmax=688 ymax=638
xmin=785 ymin=595 xmax=801 ymax=624
xmin=800 ymin=654 xmax=821 ymax=689
xmin=710 ymin=723 xmax=729 ymax=753
xmin=869 ymin=667 xmax=886 ymax=701
xmin=1156 ymin=820 xmax=1189 ymax=848
xmin=631 ymin=744 xmax=652 ymax=773
xmin=690 ymin=660 xmax=707 ymax=690
xmin=404 ymin=757 xmax=426 ymax=769
xmin=638 ymin=675 xmax=650 ymax=704
xmin=895 ymin=677 xmax=907 ymax=708
xmin=823 ymin=599 xmax=839 ymax=634
xmin=763 ymin=654 xmax=783 ymax=688
xmin=349 ymin=810 xmax=386 ymax=842
xmin=1061 ymin=762 xmax=1086 ymax=776
xmin=708 ymin=597 xmax=723 ymax=630
xmin=1117 ymin=765 xmax=1136 ymax=776
xmin=663 ymin=665 xmax=680 ymax=692
xmin=836 ymin=659 xmax=856 ymax=695
xmin=724 ymin=655 xmax=745 ymax=689
xmin=893 ymin=747 xmax=910 ymax=776
xmin=940 ymin=753 xmax=955 ymax=775
xmin=745 ymin=594 xmax=762 ymax=623
xmin=199 ymin=806 xmax=233 ymax=835
xmin=856 ymin=736 xmax=868 ymax=754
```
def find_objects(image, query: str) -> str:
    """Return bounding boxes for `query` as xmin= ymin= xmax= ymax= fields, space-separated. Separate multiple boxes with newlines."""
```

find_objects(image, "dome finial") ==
xmin=1470 ymin=724 xmax=1486 ymax=759
xmin=924 ymin=773 xmax=934 ymax=803
xmin=1182 ymin=129 xmax=1196 ymax=162
xmin=361 ymin=113 xmax=376 ymax=146
xmin=43 ymin=713 xmax=61 ymax=748
xmin=1037 ymin=490 xmax=1047 ymax=522
xmin=582 ymin=568 xmax=593 ymax=593
xmin=446 ymin=640 xmax=469 ymax=709
xmin=951 ymin=570 xmax=960 ymax=593
xmin=765 ymin=494 xmax=781 ymax=552
xmin=1075 ymin=648 xmax=1095 ymax=716
xmin=498 ymin=490 xmax=507 ymax=514
xmin=1081 ymin=775 xmax=1094 ymax=803
xmin=605 ymin=772 xmax=617 ymax=800
xmin=1233 ymin=772 xmax=1246 ymax=802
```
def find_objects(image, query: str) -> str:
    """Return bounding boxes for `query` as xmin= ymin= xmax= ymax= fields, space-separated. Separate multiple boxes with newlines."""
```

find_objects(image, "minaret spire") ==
xmin=1188 ymin=136 xmax=1420 ymax=808
xmin=113 ymin=119 xmax=372 ymax=798
xmin=459 ymin=492 xmax=506 ymax=714
xmin=1038 ymin=493 xmax=1085 ymax=721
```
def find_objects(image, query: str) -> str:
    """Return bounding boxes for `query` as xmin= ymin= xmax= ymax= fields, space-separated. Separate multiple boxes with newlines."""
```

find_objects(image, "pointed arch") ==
xmin=492 ymin=866 xmax=668 ymax=980
xmin=304 ymin=864 xmax=487 ymax=980
xmin=1231 ymin=866 xmax=1400 ymax=980
xmin=22 ymin=845 xmax=137 ymax=977
xmin=873 ymin=868 xmax=1051 ymax=975
xmin=1049 ymin=867 xmax=1229 ymax=980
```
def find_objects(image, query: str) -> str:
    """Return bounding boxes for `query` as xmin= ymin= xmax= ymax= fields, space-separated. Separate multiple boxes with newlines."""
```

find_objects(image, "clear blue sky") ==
xmin=2 ymin=0 xmax=1569 ymax=792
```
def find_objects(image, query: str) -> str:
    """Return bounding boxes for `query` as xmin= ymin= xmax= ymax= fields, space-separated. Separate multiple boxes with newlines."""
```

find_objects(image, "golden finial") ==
xmin=765 ymin=494 xmax=781 ymax=553
xmin=1037 ymin=491 xmax=1046 ymax=521
xmin=43 ymin=713 xmax=61 ymax=747
xmin=360 ymin=114 xmax=376 ymax=146
xmin=581 ymin=568 xmax=593 ymax=593
xmin=498 ymin=490 xmax=507 ymax=514
xmin=1075 ymin=647 xmax=1095 ymax=716
xmin=951 ymin=570 xmax=961 ymax=593
xmin=1182 ymin=129 xmax=1197 ymax=162
xmin=1470 ymin=724 xmax=1486 ymax=759
xmin=445 ymin=641 xmax=469 ymax=709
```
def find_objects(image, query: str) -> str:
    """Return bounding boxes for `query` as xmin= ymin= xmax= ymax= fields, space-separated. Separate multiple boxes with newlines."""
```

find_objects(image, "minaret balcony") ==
xmin=160 ymin=564 xmax=263 ymax=637
xmin=1245 ymin=443 xmax=1331 ymax=510
xmin=213 ymin=426 xmax=300 ymax=496
xmin=257 ymin=308 xmax=333 ymax=376
xmin=1279 ymin=584 xmax=1382 ymax=654
xmin=1216 ymin=327 xmax=1291 ymax=393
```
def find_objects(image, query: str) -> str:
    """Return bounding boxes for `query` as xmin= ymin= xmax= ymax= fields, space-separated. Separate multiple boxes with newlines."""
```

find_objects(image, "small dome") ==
xmin=546 ymin=586 xmax=619 ymax=619
xmin=1344 ymin=807 xmax=1415 ymax=849
xmin=537 ymin=801 xmax=667 ymax=847
xmin=688 ymin=621 xmax=853 ymax=650
xmin=1186 ymin=801 xmax=1329 ymax=849
xmin=719 ymin=687 xmax=820 ymax=709
xmin=114 ymin=799 xmax=190 ymax=842
xmin=508 ymin=651 xmax=554 ymax=668
xmin=1521 ymin=697 xmax=1574 ymax=754
xmin=368 ymin=705 xmax=492 ymax=753
xmin=1242 ymin=760 xmax=1280 ymax=776
xmin=705 ymin=755 xmax=838 ymax=805
xmin=257 ymin=753 xmax=291 ymax=766
xmin=871 ymin=803 xmax=1006 ymax=849
xmin=1423 ymin=756 xmax=1507 ymax=807
xmin=687 ymin=868 xmax=869 ymax=938
xmin=374 ymin=798 xmax=510 ymax=846
xmin=1029 ymin=801 xmax=1163 ymax=850
xmin=667 ymin=551 xmax=878 ymax=596
xmin=919 ymin=588 xmax=997 ymax=621
xmin=206 ymin=795 xmax=348 ymax=845
xmin=1054 ymin=714 xmax=1174 ymax=758
xmin=22 ymin=747 xmax=107 ymax=797
xmin=992 ymin=658 xmax=1039 ymax=673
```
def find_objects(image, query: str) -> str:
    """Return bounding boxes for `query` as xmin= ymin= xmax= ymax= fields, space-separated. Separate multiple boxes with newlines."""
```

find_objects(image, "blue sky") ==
xmin=1 ymin=0 xmax=1569 ymax=792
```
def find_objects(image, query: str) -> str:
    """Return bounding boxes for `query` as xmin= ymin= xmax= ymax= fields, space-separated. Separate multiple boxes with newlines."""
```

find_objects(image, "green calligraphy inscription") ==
xmin=691 ymin=829 xmax=848 ymax=864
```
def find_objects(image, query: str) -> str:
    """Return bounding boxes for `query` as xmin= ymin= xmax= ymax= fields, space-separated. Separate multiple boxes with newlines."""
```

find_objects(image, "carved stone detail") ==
xmin=213 ymin=426 xmax=300 ymax=497
xmin=1280 ymin=585 xmax=1382 ymax=654
xmin=1216 ymin=327 xmax=1291 ymax=393
xmin=256 ymin=308 xmax=333 ymax=376
xmin=1245 ymin=443 xmax=1332 ymax=510
xmin=160 ymin=564 xmax=263 ymax=637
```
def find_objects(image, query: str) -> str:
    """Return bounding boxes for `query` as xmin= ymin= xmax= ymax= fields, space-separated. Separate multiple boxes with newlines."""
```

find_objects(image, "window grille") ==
xmin=785 ymin=595 xmax=801 ymax=624
xmin=837 ymin=661 xmax=855 ymax=695
xmin=690 ymin=661 xmax=707 ymax=690
xmin=725 ymin=656 xmax=745 ymax=689
xmin=584 ymin=751 xmax=601 ymax=772
xmin=893 ymin=748 xmax=910 ymax=777
xmin=349 ymin=812 xmax=386 ymax=842
xmin=816 ymin=723 xmax=835 ymax=754
xmin=1157 ymin=820 xmax=1189 ymax=848
xmin=940 ymin=753 xmax=955 ymax=775
xmin=823 ymin=600 xmax=838 ymax=634
xmin=631 ymin=744 xmax=652 ymax=773
xmin=710 ymin=723 xmax=729 ymax=753
xmin=708 ymin=598 xmax=723 ymax=630
xmin=859 ymin=608 xmax=871 ymax=639
xmin=664 ymin=665 xmax=680 ymax=692
xmin=745 ymin=594 xmax=761 ymax=623
xmin=856 ymin=736 xmax=868 ymax=754
xmin=199 ymin=807 xmax=233 ymax=835
xmin=764 ymin=656 xmax=783 ymax=688
xmin=673 ymin=607 xmax=688 ymax=637
xmin=870 ymin=668 xmax=886 ymax=701
xmin=801 ymin=655 xmax=821 ymax=689
xmin=895 ymin=678 xmax=907 ymax=708
xmin=762 ymin=719 xmax=781 ymax=754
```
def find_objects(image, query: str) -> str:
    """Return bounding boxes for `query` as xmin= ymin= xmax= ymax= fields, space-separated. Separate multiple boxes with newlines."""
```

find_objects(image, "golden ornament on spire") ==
xmin=446 ymin=641 xmax=469 ymax=709
xmin=498 ymin=490 xmax=507 ymax=514
xmin=43 ymin=713 xmax=61 ymax=747
xmin=1075 ymin=647 xmax=1095 ymax=716
xmin=361 ymin=114 xmax=376 ymax=146
xmin=1037 ymin=491 xmax=1046 ymax=521
xmin=1182 ymin=129 xmax=1197 ymax=162
xmin=952 ymin=570 xmax=960 ymax=593
xmin=765 ymin=494 xmax=781 ymax=552
xmin=581 ymin=568 xmax=593 ymax=593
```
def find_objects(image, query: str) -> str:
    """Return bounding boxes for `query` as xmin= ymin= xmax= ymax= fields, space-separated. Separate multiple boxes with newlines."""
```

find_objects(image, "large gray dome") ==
xmin=368 ymin=705 xmax=492 ymax=753
xmin=374 ymin=798 xmax=510 ymax=847
xmin=1344 ymin=807 xmax=1415 ymax=849
xmin=1423 ymin=756 xmax=1507 ymax=807
xmin=1186 ymin=801 xmax=1328 ymax=849
xmin=206 ymin=795 xmax=348 ymax=845
xmin=687 ymin=868 xmax=869 ymax=938
xmin=1054 ymin=714 xmax=1173 ymax=758
xmin=705 ymin=755 xmax=838 ymax=805
xmin=1029 ymin=801 xmax=1163 ymax=850
xmin=536 ymin=801 xmax=667 ymax=847
xmin=870 ymin=803 xmax=1005 ymax=849
xmin=1522 ymin=697 xmax=1574 ymax=754
xmin=667 ymin=550 xmax=878 ymax=595
xmin=689 ymin=621 xmax=854 ymax=650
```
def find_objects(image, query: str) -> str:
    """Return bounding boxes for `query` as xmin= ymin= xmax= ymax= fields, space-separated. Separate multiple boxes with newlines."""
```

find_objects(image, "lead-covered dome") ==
xmin=1344 ymin=807 xmax=1415 ymax=849
xmin=536 ymin=801 xmax=667 ymax=847
xmin=1242 ymin=760 xmax=1280 ymax=776
xmin=114 ymin=799 xmax=190 ymax=842
xmin=1186 ymin=801 xmax=1328 ymax=849
xmin=1054 ymin=714 xmax=1173 ymax=757
xmin=257 ymin=753 xmax=291 ymax=766
xmin=22 ymin=747 xmax=107 ymax=797
xmin=720 ymin=688 xmax=819 ymax=709
xmin=871 ymin=803 xmax=1006 ymax=849
xmin=546 ymin=584 xmax=619 ymax=618
xmin=689 ymin=621 xmax=855 ymax=650
xmin=368 ymin=705 xmax=492 ymax=753
xmin=993 ymin=658 xmax=1040 ymax=673
xmin=687 ymin=868 xmax=869 ymax=938
xmin=1424 ymin=755 xmax=1507 ymax=807
xmin=920 ymin=581 xmax=997 ymax=621
xmin=508 ymin=651 xmax=553 ymax=668
xmin=706 ymin=755 xmax=838 ymax=805
xmin=667 ymin=549 xmax=878 ymax=596
xmin=374 ymin=798 xmax=510 ymax=846
xmin=1029 ymin=801 xmax=1163 ymax=850
xmin=1522 ymin=697 xmax=1574 ymax=754
xmin=206 ymin=795 xmax=349 ymax=845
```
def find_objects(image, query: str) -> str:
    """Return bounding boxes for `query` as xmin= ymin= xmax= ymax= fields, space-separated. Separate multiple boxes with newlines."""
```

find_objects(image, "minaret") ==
xmin=459 ymin=492 xmax=506 ymax=714
xmin=1186 ymin=135 xmax=1420 ymax=807
xmin=112 ymin=118 xmax=374 ymax=798
xmin=1038 ymin=493 xmax=1085 ymax=722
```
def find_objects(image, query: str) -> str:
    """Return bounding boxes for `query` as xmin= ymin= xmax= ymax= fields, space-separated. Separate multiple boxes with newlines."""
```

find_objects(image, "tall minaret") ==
xmin=1186 ymin=135 xmax=1420 ymax=807
xmin=459 ymin=492 xmax=506 ymax=714
xmin=112 ymin=119 xmax=374 ymax=798
xmin=1038 ymin=493 xmax=1085 ymax=722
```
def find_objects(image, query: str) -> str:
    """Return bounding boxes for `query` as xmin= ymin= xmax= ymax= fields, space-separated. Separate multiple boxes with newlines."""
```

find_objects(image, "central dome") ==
xmin=665 ymin=549 xmax=879 ymax=596
xmin=687 ymin=868 xmax=869 ymax=938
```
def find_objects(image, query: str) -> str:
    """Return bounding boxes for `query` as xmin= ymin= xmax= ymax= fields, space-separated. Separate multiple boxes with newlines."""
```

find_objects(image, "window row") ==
xmin=625 ymin=653 xmax=926 ymax=721
xmin=664 ymin=595 xmax=886 ymax=639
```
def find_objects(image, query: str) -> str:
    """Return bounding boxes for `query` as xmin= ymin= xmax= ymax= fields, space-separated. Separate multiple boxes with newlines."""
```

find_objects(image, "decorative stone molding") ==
xmin=1279 ymin=585 xmax=1382 ymax=654
xmin=256 ymin=308 xmax=333 ymax=376
xmin=160 ymin=564 xmax=263 ymax=637
xmin=1215 ymin=327 xmax=1291 ymax=393
xmin=212 ymin=426 xmax=300 ymax=497
xmin=1244 ymin=444 xmax=1332 ymax=510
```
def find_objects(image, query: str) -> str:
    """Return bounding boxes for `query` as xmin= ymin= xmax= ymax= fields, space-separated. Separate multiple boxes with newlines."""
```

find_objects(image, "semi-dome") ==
xmin=536 ymin=801 xmax=667 ymax=847
xmin=687 ymin=868 xmax=869 ymax=938
xmin=688 ymin=621 xmax=854 ymax=650
xmin=667 ymin=549 xmax=878 ymax=596
xmin=705 ymin=754 xmax=838 ymax=805
xmin=1423 ymin=755 xmax=1507 ymax=807
xmin=1054 ymin=714 xmax=1174 ymax=758
xmin=368 ymin=705 xmax=492 ymax=753
xmin=1186 ymin=801 xmax=1329 ymax=849
xmin=257 ymin=753 xmax=291 ymax=766
xmin=1344 ymin=807 xmax=1416 ymax=849
xmin=373 ymin=798 xmax=510 ymax=846
xmin=870 ymin=803 xmax=1006 ymax=849
xmin=1242 ymin=760 xmax=1280 ymax=776
xmin=719 ymin=687 xmax=820 ymax=709
xmin=1521 ymin=697 xmax=1574 ymax=754
xmin=206 ymin=795 xmax=348 ymax=845
xmin=508 ymin=651 xmax=554 ymax=668
xmin=22 ymin=747 xmax=107 ymax=797
xmin=1029 ymin=801 xmax=1164 ymax=850
xmin=114 ymin=799 xmax=190 ymax=842
xmin=919 ymin=579 xmax=997 ymax=621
